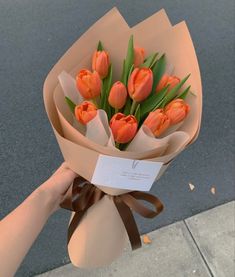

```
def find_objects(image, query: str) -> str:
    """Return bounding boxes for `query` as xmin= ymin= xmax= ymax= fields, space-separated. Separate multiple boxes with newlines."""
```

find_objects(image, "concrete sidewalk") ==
xmin=37 ymin=201 xmax=234 ymax=277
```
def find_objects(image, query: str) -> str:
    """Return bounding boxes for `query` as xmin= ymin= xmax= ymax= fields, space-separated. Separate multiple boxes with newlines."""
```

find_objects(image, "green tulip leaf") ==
xmin=106 ymin=64 xmax=113 ymax=93
xmin=140 ymin=86 xmax=169 ymax=118
xmin=160 ymin=74 xmax=190 ymax=107
xmin=119 ymin=141 xmax=131 ymax=151
xmin=100 ymin=79 xmax=105 ymax=109
xmin=121 ymin=59 xmax=126 ymax=84
xmin=134 ymin=104 xmax=141 ymax=123
xmin=123 ymin=35 xmax=134 ymax=85
xmin=141 ymin=53 xmax=158 ymax=68
xmin=97 ymin=41 xmax=104 ymax=51
xmin=177 ymin=86 xmax=191 ymax=100
xmin=121 ymin=64 xmax=135 ymax=115
xmin=123 ymin=97 xmax=132 ymax=115
xmin=127 ymin=64 xmax=134 ymax=83
xmin=65 ymin=96 xmax=76 ymax=114
xmin=150 ymin=54 xmax=166 ymax=95
xmin=101 ymin=64 xmax=113 ymax=119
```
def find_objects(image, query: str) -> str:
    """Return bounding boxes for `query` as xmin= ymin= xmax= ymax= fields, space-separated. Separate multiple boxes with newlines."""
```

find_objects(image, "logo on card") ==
xmin=132 ymin=160 xmax=139 ymax=169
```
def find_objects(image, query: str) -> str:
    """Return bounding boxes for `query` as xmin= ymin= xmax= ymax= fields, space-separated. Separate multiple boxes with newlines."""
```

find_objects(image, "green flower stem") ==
xmin=115 ymin=108 xmax=119 ymax=114
xmin=92 ymin=97 xmax=99 ymax=108
xmin=115 ymin=142 xmax=120 ymax=149
xmin=130 ymin=100 xmax=138 ymax=115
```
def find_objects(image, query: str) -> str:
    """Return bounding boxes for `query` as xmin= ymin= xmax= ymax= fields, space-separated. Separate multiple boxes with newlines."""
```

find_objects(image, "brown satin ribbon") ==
xmin=60 ymin=176 xmax=164 ymax=250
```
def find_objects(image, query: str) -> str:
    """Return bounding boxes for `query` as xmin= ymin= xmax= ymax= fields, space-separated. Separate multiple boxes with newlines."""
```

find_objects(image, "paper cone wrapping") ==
xmin=43 ymin=8 xmax=202 ymax=267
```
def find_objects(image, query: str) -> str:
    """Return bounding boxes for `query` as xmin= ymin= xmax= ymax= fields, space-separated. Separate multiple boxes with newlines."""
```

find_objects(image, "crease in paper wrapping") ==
xmin=43 ymin=8 xmax=202 ymax=268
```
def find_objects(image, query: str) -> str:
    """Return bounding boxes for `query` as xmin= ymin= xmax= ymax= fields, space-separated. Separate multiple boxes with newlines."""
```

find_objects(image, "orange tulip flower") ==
xmin=128 ymin=68 xmax=153 ymax=102
xmin=134 ymin=46 xmax=145 ymax=67
xmin=110 ymin=113 xmax=138 ymax=143
xmin=75 ymin=101 xmax=97 ymax=125
xmin=165 ymin=99 xmax=190 ymax=125
xmin=156 ymin=74 xmax=180 ymax=93
xmin=92 ymin=50 xmax=110 ymax=79
xmin=108 ymin=81 xmax=127 ymax=109
xmin=144 ymin=109 xmax=171 ymax=137
xmin=76 ymin=69 xmax=101 ymax=99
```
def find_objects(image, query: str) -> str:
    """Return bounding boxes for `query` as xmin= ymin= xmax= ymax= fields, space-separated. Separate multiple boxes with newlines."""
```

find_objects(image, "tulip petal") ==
xmin=128 ymin=68 xmax=153 ymax=102
xmin=132 ymin=69 xmax=153 ymax=102
xmin=110 ymin=113 xmax=138 ymax=144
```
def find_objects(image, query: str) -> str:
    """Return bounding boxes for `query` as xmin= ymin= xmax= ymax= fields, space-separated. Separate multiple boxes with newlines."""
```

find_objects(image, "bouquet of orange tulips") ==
xmin=63 ymin=36 xmax=191 ymax=150
xmin=43 ymin=8 xmax=202 ymax=268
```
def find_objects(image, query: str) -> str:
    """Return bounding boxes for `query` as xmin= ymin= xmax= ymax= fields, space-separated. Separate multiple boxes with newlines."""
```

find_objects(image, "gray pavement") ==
xmin=186 ymin=202 xmax=235 ymax=277
xmin=0 ymin=0 xmax=234 ymax=276
xmin=37 ymin=201 xmax=235 ymax=277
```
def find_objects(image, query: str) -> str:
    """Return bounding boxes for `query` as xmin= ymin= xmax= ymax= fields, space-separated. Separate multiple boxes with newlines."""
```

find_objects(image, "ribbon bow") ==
xmin=60 ymin=176 xmax=163 ymax=250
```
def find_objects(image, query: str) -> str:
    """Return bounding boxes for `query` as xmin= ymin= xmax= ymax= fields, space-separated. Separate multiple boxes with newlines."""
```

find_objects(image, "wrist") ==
xmin=33 ymin=185 xmax=58 ymax=216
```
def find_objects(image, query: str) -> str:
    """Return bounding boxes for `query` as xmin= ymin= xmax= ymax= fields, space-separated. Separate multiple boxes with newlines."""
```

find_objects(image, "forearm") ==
xmin=0 ymin=188 xmax=55 ymax=277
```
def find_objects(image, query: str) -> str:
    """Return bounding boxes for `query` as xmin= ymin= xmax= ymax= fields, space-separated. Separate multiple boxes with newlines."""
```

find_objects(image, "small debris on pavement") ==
xmin=210 ymin=187 xmax=216 ymax=195
xmin=143 ymin=234 xmax=152 ymax=244
xmin=189 ymin=183 xmax=195 ymax=191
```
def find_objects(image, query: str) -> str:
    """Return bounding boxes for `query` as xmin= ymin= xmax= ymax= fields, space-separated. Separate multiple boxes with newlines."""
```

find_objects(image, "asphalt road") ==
xmin=0 ymin=0 xmax=234 ymax=276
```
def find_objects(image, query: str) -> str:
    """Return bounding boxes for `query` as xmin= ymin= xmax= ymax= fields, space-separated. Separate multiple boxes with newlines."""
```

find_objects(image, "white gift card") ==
xmin=91 ymin=154 xmax=163 ymax=191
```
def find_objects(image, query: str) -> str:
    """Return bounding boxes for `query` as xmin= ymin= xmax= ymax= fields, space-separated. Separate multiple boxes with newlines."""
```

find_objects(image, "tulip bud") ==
xmin=110 ymin=113 xmax=138 ymax=143
xmin=156 ymin=75 xmax=180 ymax=93
xmin=92 ymin=50 xmax=110 ymax=79
xmin=75 ymin=101 xmax=97 ymax=125
xmin=134 ymin=46 xmax=145 ymax=67
xmin=144 ymin=109 xmax=171 ymax=137
xmin=165 ymin=99 xmax=190 ymax=125
xmin=76 ymin=69 xmax=101 ymax=99
xmin=128 ymin=68 xmax=153 ymax=102
xmin=108 ymin=81 xmax=127 ymax=109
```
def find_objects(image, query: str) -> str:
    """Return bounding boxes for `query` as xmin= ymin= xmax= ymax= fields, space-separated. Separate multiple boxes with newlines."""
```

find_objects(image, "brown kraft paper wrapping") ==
xmin=43 ymin=8 xmax=202 ymax=267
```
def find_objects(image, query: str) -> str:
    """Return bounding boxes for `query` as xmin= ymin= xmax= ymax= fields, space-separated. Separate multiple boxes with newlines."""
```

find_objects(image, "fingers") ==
xmin=60 ymin=162 xmax=70 ymax=170
xmin=52 ymin=162 xmax=77 ymax=177
xmin=61 ymin=167 xmax=78 ymax=181
xmin=49 ymin=163 xmax=78 ymax=193
xmin=60 ymin=163 xmax=78 ymax=181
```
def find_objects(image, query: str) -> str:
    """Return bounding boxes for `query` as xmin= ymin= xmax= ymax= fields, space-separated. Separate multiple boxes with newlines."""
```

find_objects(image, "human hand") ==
xmin=37 ymin=162 xmax=78 ymax=214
